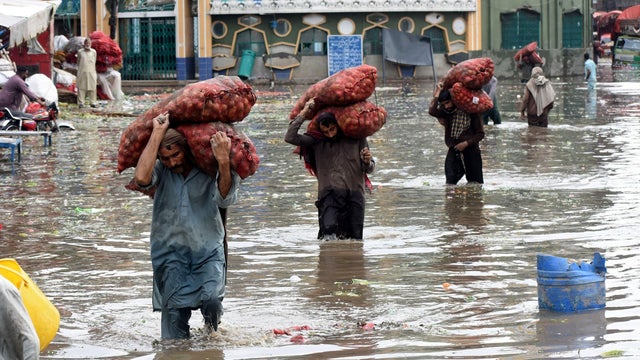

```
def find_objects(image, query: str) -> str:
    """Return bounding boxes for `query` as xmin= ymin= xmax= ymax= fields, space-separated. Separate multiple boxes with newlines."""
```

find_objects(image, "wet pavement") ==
xmin=1 ymin=62 xmax=640 ymax=359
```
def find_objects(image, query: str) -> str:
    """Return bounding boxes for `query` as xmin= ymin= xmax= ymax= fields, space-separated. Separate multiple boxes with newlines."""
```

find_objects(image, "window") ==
xmin=235 ymin=29 xmax=266 ymax=56
xmin=422 ymin=27 xmax=446 ymax=53
xmin=298 ymin=28 xmax=327 ymax=55
xmin=273 ymin=19 xmax=291 ymax=37
xmin=398 ymin=17 xmax=415 ymax=33
xmin=367 ymin=13 xmax=388 ymax=25
xmin=212 ymin=21 xmax=227 ymax=39
xmin=501 ymin=9 xmax=540 ymax=50
xmin=363 ymin=27 xmax=383 ymax=55
xmin=338 ymin=18 xmax=356 ymax=35
xmin=239 ymin=15 xmax=260 ymax=27
xmin=562 ymin=10 xmax=582 ymax=48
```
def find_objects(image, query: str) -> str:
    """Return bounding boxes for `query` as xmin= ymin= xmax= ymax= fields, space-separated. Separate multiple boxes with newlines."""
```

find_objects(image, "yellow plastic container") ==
xmin=0 ymin=258 xmax=60 ymax=351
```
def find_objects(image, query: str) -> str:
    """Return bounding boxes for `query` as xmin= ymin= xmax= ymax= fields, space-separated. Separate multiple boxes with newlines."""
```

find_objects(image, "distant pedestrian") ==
xmin=481 ymin=76 xmax=501 ymax=125
xmin=76 ymin=38 xmax=97 ymax=108
xmin=584 ymin=53 xmax=597 ymax=90
xmin=520 ymin=67 xmax=555 ymax=128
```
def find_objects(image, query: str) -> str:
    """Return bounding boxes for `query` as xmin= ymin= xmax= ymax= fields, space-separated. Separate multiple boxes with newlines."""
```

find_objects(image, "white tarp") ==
xmin=0 ymin=0 xmax=61 ymax=48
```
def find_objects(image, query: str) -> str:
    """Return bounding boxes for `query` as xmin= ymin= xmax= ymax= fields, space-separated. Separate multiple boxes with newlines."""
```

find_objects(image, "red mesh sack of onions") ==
xmin=150 ymin=76 xmax=256 ymax=124
xmin=175 ymin=122 xmax=259 ymax=180
xmin=311 ymin=101 xmax=387 ymax=139
xmin=289 ymin=64 xmax=377 ymax=119
xmin=442 ymin=57 xmax=494 ymax=90
xmin=513 ymin=41 xmax=538 ymax=61
xmin=118 ymin=117 xmax=151 ymax=172
xmin=117 ymin=76 xmax=256 ymax=173
xmin=89 ymin=31 xmax=123 ymax=72
xmin=123 ymin=122 xmax=259 ymax=196
xmin=450 ymin=82 xmax=493 ymax=114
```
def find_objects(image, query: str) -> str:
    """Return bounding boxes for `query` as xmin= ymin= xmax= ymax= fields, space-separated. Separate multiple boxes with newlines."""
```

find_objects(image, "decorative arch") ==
xmin=231 ymin=28 xmax=268 ymax=57
xmin=421 ymin=24 xmax=449 ymax=54
xmin=295 ymin=25 xmax=331 ymax=55
xmin=363 ymin=24 xmax=386 ymax=55
xmin=366 ymin=13 xmax=389 ymax=26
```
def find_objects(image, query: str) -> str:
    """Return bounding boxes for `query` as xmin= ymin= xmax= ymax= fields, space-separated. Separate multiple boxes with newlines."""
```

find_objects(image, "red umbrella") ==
xmin=597 ymin=10 xmax=621 ymax=29
xmin=614 ymin=5 xmax=640 ymax=34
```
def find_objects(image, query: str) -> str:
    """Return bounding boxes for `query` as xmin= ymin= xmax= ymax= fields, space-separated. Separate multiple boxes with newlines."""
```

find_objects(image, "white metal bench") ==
xmin=0 ymin=130 xmax=52 ymax=146
xmin=0 ymin=137 xmax=22 ymax=163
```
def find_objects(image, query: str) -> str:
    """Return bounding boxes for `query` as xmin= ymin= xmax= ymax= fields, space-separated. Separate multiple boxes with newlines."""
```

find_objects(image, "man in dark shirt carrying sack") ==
xmin=429 ymin=83 xmax=485 ymax=185
xmin=285 ymin=98 xmax=375 ymax=241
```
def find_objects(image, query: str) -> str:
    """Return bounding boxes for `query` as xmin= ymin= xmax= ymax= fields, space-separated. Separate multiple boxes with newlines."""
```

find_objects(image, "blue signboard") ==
xmin=327 ymin=35 xmax=363 ymax=76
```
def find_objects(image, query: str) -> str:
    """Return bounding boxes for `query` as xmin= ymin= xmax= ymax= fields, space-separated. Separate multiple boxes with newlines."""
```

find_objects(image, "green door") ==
xmin=562 ymin=10 xmax=583 ymax=48
xmin=119 ymin=17 xmax=176 ymax=80
xmin=501 ymin=10 xmax=540 ymax=50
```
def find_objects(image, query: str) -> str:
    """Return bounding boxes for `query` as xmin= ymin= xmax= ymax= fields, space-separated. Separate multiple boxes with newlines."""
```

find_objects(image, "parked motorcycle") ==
xmin=0 ymin=102 xmax=74 ymax=131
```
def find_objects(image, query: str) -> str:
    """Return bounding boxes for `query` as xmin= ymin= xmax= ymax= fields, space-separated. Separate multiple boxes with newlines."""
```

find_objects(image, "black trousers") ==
xmin=445 ymin=143 xmax=484 ymax=185
xmin=315 ymin=188 xmax=365 ymax=240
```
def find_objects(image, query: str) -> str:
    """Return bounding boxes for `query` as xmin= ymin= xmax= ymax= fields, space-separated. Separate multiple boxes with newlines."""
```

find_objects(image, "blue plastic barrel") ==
xmin=537 ymin=253 xmax=606 ymax=312
xmin=238 ymin=49 xmax=256 ymax=80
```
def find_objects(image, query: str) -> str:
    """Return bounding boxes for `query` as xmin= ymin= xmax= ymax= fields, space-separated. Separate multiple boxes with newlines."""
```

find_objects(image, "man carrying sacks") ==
xmin=285 ymin=65 xmax=386 ymax=240
xmin=430 ymin=57 xmax=494 ymax=186
xmin=118 ymin=76 xmax=259 ymax=338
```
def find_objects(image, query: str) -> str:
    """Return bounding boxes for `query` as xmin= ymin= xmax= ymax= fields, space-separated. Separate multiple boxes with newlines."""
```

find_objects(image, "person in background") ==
xmin=0 ymin=276 xmax=40 ymax=360
xmin=0 ymin=65 xmax=46 ymax=117
xmin=481 ymin=75 xmax=502 ymax=125
xmin=520 ymin=59 xmax=543 ymax=83
xmin=285 ymin=98 xmax=375 ymax=241
xmin=519 ymin=67 xmax=556 ymax=128
xmin=584 ymin=53 xmax=597 ymax=90
xmin=76 ymin=38 xmax=97 ymax=108
xmin=429 ymin=83 xmax=485 ymax=185
xmin=133 ymin=112 xmax=240 ymax=339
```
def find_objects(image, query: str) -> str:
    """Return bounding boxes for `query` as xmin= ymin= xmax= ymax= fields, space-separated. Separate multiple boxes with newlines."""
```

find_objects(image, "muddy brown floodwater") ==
xmin=1 ymin=63 xmax=640 ymax=359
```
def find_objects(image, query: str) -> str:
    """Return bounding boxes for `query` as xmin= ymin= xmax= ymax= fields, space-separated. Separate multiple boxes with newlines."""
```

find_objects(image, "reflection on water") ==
xmin=1 ymin=65 xmax=640 ymax=359
xmin=536 ymin=309 xmax=607 ymax=356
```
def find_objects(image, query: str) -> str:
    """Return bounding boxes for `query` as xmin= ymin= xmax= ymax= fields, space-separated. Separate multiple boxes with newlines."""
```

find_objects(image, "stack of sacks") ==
xmin=118 ymin=76 xmax=260 ymax=195
xmin=441 ymin=57 xmax=494 ymax=114
xmin=513 ymin=41 xmax=543 ymax=68
xmin=289 ymin=64 xmax=387 ymax=139
xmin=64 ymin=31 xmax=123 ymax=73
xmin=59 ymin=31 xmax=124 ymax=100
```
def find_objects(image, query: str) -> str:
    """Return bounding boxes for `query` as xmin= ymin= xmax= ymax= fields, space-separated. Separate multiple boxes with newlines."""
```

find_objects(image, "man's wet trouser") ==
xmin=316 ymin=188 xmax=365 ymax=240
xmin=445 ymin=143 xmax=483 ymax=185
xmin=160 ymin=298 xmax=223 ymax=339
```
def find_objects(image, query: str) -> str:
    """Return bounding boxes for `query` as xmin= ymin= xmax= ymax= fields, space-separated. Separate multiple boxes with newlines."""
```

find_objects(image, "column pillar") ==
xmin=198 ymin=0 xmax=213 ymax=80
xmin=176 ymin=0 xmax=196 ymax=80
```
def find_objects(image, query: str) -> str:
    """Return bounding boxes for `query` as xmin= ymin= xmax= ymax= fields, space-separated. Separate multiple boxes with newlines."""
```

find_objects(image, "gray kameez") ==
xmin=0 ymin=276 xmax=40 ymax=360
xmin=143 ymin=161 xmax=239 ymax=312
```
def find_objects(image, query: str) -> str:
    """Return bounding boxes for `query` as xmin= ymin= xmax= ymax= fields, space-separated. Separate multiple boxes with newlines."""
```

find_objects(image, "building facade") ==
xmin=55 ymin=0 xmax=596 ymax=82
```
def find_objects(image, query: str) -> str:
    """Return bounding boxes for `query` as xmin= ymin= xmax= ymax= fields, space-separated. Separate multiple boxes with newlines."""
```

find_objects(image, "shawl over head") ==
xmin=526 ymin=67 xmax=556 ymax=116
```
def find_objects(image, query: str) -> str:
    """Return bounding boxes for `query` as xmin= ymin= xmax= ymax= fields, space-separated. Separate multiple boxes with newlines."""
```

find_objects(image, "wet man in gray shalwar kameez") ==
xmin=134 ymin=111 xmax=240 ymax=339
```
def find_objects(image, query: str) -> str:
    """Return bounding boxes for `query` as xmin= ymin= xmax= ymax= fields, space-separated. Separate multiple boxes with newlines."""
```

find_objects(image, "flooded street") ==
xmin=1 ymin=63 xmax=640 ymax=359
